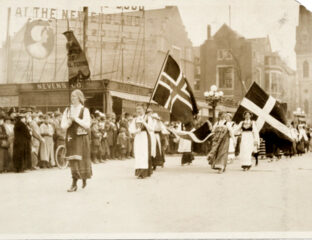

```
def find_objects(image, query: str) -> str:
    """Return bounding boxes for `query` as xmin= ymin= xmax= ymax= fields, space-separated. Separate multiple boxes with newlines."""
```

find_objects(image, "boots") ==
xmin=67 ymin=178 xmax=78 ymax=192
xmin=82 ymin=179 xmax=87 ymax=189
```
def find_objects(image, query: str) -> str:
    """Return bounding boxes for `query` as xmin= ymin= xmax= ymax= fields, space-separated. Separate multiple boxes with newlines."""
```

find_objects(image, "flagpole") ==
xmin=145 ymin=50 xmax=170 ymax=114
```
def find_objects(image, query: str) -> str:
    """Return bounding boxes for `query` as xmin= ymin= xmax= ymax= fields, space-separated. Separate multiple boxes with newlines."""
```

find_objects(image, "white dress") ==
xmin=129 ymin=115 xmax=154 ymax=171
xmin=236 ymin=120 xmax=259 ymax=168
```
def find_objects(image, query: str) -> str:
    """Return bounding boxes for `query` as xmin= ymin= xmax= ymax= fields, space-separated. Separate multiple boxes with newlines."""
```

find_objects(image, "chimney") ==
xmin=207 ymin=25 xmax=211 ymax=40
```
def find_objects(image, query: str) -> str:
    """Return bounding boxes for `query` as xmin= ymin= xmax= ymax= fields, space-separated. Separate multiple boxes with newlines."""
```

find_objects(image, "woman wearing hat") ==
xmin=236 ymin=111 xmax=259 ymax=171
xmin=61 ymin=89 xmax=92 ymax=192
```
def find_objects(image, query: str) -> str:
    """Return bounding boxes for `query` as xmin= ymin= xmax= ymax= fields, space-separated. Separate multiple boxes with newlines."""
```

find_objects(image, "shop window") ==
xmin=218 ymin=66 xmax=234 ymax=89
xmin=303 ymin=61 xmax=309 ymax=78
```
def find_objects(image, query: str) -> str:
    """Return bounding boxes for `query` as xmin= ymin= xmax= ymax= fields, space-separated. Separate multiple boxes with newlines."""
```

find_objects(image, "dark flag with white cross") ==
xmin=233 ymin=82 xmax=293 ymax=150
xmin=151 ymin=54 xmax=199 ymax=124
xmin=168 ymin=121 xmax=213 ymax=143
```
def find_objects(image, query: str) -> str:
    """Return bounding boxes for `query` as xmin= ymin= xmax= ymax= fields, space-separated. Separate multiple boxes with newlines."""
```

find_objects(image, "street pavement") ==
xmin=1 ymin=153 xmax=312 ymax=235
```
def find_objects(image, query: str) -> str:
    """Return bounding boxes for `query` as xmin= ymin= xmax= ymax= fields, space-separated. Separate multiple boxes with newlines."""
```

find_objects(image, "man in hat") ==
xmin=13 ymin=111 xmax=32 ymax=173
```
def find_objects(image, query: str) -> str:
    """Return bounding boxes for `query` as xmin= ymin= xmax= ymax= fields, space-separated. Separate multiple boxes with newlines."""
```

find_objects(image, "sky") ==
xmin=0 ymin=0 xmax=311 ymax=70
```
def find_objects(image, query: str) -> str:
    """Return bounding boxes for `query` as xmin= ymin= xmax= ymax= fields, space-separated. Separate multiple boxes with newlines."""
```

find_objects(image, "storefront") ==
xmin=0 ymin=79 xmax=171 ymax=121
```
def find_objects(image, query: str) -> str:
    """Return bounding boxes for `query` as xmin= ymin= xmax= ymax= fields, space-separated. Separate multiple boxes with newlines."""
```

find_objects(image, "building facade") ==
xmin=199 ymin=24 xmax=295 ymax=119
xmin=0 ymin=6 xmax=194 ymax=119
xmin=295 ymin=5 xmax=312 ymax=122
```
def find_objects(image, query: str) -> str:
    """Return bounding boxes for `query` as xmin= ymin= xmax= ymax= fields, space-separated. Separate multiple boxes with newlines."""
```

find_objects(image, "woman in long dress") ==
xmin=61 ymin=89 xmax=92 ymax=192
xmin=236 ymin=111 xmax=259 ymax=171
xmin=129 ymin=104 xmax=154 ymax=179
xmin=151 ymin=113 xmax=168 ymax=169
xmin=225 ymin=113 xmax=236 ymax=164
xmin=207 ymin=112 xmax=234 ymax=174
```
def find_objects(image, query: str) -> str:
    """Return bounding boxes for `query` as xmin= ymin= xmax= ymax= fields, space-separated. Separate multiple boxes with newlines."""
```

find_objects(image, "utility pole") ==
xmin=83 ymin=7 xmax=88 ymax=54
xmin=229 ymin=5 xmax=231 ymax=27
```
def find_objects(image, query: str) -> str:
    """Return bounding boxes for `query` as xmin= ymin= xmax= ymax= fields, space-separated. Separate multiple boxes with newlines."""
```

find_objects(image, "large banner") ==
xmin=63 ymin=30 xmax=90 ymax=86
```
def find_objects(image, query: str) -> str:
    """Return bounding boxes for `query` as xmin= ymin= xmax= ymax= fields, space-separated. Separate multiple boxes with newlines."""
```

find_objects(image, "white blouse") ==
xmin=61 ymin=104 xmax=91 ymax=130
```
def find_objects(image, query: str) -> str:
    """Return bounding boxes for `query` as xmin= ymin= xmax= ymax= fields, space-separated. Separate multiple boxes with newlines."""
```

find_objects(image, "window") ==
xmin=271 ymin=57 xmax=276 ymax=65
xmin=265 ymin=72 xmax=270 ymax=91
xmin=185 ymin=47 xmax=192 ymax=61
xmin=194 ymin=80 xmax=200 ymax=90
xmin=303 ymin=61 xmax=309 ymax=78
xmin=265 ymin=56 xmax=269 ymax=65
xmin=217 ymin=49 xmax=232 ymax=61
xmin=271 ymin=72 xmax=278 ymax=93
xmin=218 ymin=66 xmax=234 ymax=89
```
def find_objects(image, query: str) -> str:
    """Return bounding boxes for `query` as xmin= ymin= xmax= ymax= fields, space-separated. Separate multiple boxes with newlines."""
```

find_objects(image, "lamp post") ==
xmin=204 ymin=85 xmax=224 ymax=124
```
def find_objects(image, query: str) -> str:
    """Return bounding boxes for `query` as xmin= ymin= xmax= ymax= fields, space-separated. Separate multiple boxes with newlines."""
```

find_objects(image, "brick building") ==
xmin=199 ymin=23 xmax=295 ymax=119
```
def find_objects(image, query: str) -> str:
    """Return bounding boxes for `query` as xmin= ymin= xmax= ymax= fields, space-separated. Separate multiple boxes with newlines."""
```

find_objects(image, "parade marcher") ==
xmin=151 ymin=113 xmax=167 ymax=169
xmin=225 ymin=113 xmax=236 ymax=164
xmin=297 ymin=124 xmax=308 ymax=155
xmin=207 ymin=112 xmax=234 ymax=173
xmin=128 ymin=104 xmax=153 ymax=179
xmin=29 ymin=112 xmax=45 ymax=170
xmin=0 ymin=113 xmax=9 ymax=173
xmin=235 ymin=111 xmax=259 ymax=171
xmin=61 ymin=89 xmax=92 ymax=192
xmin=13 ymin=112 xmax=32 ymax=173
xmin=146 ymin=108 xmax=157 ymax=168
xmin=40 ymin=115 xmax=55 ymax=167
xmin=177 ymin=122 xmax=195 ymax=166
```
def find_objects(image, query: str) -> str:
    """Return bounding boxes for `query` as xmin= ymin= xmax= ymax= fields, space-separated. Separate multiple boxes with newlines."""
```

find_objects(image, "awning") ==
xmin=109 ymin=90 xmax=151 ymax=103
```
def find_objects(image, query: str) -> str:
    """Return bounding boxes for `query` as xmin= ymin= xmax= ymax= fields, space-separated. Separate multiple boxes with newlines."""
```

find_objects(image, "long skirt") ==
xmin=152 ymin=134 xmax=165 ymax=168
xmin=134 ymin=131 xmax=152 ymax=178
xmin=69 ymin=135 xmax=92 ymax=179
xmin=238 ymin=131 xmax=254 ymax=168
xmin=181 ymin=152 xmax=194 ymax=165
xmin=228 ymin=137 xmax=235 ymax=161
xmin=209 ymin=138 xmax=229 ymax=171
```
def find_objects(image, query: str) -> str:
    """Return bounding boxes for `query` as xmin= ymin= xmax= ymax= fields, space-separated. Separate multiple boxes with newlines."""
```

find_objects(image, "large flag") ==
xmin=63 ymin=30 xmax=90 ymax=86
xmin=168 ymin=121 xmax=212 ymax=143
xmin=152 ymin=54 xmax=198 ymax=124
xmin=233 ymin=82 xmax=292 ymax=149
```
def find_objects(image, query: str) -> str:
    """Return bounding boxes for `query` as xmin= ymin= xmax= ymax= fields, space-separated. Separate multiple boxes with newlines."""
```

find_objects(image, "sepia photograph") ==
xmin=0 ymin=0 xmax=311 ymax=238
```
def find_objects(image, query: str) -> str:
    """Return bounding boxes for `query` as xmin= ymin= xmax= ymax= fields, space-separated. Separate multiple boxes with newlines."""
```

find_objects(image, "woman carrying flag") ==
xmin=129 ymin=104 xmax=154 ymax=179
